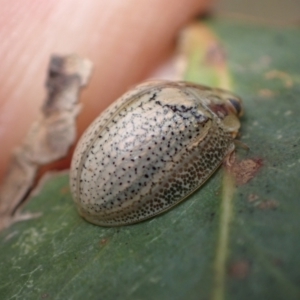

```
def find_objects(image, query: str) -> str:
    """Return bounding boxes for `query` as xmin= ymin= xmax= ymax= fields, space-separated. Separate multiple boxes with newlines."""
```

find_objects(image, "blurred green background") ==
xmin=216 ymin=0 xmax=299 ymax=25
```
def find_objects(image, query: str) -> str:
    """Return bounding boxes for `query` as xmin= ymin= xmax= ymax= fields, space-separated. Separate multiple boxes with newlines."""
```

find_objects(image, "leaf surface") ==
xmin=1 ymin=20 xmax=300 ymax=300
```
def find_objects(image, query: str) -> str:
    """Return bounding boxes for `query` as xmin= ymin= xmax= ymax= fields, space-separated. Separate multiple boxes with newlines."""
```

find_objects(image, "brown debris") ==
xmin=248 ymin=193 xmax=259 ymax=203
xmin=247 ymin=194 xmax=279 ymax=210
xmin=0 ymin=54 xmax=92 ymax=231
xmin=205 ymin=42 xmax=227 ymax=67
xmin=258 ymin=89 xmax=276 ymax=98
xmin=99 ymin=238 xmax=109 ymax=247
xmin=225 ymin=153 xmax=263 ymax=186
xmin=272 ymin=257 xmax=283 ymax=267
xmin=265 ymin=70 xmax=293 ymax=88
xmin=60 ymin=186 xmax=70 ymax=195
xmin=228 ymin=260 xmax=250 ymax=279
xmin=257 ymin=199 xmax=279 ymax=210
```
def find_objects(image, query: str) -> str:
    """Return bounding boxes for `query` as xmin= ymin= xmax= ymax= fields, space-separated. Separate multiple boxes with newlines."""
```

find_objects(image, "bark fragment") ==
xmin=0 ymin=54 xmax=92 ymax=231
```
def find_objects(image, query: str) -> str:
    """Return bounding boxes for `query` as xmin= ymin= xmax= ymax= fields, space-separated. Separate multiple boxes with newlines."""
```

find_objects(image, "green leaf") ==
xmin=1 ymin=20 xmax=300 ymax=300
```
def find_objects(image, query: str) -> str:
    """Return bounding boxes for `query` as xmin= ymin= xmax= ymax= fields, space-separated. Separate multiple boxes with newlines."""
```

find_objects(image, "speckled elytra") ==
xmin=70 ymin=80 xmax=243 ymax=226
